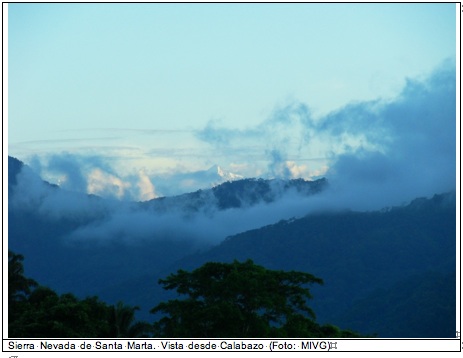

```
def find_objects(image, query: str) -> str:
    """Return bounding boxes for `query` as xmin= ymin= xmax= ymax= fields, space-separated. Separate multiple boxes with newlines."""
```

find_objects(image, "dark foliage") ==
xmin=8 ymin=251 xmax=152 ymax=338
xmin=337 ymin=271 xmax=456 ymax=338
xmin=172 ymin=192 xmax=456 ymax=337
xmin=151 ymin=259 xmax=360 ymax=338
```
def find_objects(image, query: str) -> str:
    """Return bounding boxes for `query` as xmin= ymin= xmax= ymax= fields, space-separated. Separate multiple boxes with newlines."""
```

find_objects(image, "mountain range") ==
xmin=143 ymin=175 xmax=327 ymax=213
xmin=7 ymin=156 xmax=457 ymax=338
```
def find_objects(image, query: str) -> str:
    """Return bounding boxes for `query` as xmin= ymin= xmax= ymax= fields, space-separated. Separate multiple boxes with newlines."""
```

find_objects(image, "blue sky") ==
xmin=6 ymin=3 xmax=458 ymax=199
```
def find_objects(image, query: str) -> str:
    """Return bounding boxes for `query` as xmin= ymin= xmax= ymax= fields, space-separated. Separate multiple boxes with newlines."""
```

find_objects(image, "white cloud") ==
xmin=137 ymin=171 xmax=157 ymax=201
xmin=87 ymin=168 xmax=130 ymax=199
xmin=15 ymin=61 xmax=456 ymax=208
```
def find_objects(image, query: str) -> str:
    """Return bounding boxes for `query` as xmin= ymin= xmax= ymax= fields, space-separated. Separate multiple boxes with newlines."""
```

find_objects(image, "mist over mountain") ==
xmin=9 ymin=156 xmax=329 ymax=245
xmin=125 ymin=191 xmax=456 ymax=338
xmin=196 ymin=62 xmax=456 ymax=212
xmin=7 ymin=155 xmax=456 ymax=338
xmin=143 ymin=176 xmax=327 ymax=214
xmin=7 ymin=156 xmax=329 ymax=295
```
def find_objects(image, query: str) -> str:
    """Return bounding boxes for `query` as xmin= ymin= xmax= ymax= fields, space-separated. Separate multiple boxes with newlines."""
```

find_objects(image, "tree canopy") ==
xmin=9 ymin=251 xmax=360 ymax=338
xmin=8 ymin=250 xmax=151 ymax=338
xmin=151 ymin=259 xmax=360 ymax=337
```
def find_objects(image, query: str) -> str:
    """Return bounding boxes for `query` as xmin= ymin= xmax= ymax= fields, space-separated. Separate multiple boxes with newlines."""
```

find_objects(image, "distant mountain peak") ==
xmin=206 ymin=164 xmax=243 ymax=183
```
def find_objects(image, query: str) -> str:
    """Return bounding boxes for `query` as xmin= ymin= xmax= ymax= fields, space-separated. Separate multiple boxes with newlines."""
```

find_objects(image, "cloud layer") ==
xmin=25 ymin=59 xmax=455 ymax=202
xmin=10 ymin=62 xmax=457 ymax=247
xmin=196 ymin=60 xmax=456 ymax=210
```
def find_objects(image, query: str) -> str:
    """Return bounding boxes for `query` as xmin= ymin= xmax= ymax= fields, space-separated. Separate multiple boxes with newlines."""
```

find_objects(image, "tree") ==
xmin=8 ymin=250 xmax=151 ymax=338
xmin=108 ymin=301 xmax=152 ymax=338
xmin=8 ymin=250 xmax=37 ymax=325
xmin=151 ymin=259 xmax=355 ymax=337
xmin=8 ymin=251 xmax=37 ymax=303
